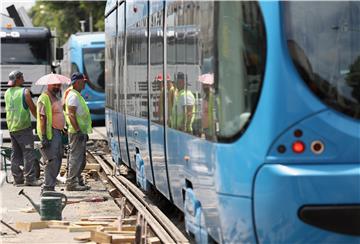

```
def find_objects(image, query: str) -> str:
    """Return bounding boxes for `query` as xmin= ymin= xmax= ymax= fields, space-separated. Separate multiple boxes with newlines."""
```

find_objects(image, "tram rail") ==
xmin=86 ymin=144 xmax=189 ymax=244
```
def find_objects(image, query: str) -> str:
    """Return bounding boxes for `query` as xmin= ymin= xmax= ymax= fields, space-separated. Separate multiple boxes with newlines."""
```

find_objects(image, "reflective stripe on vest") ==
xmin=65 ymin=89 xmax=92 ymax=134
xmin=5 ymin=87 xmax=31 ymax=132
xmin=36 ymin=93 xmax=53 ymax=140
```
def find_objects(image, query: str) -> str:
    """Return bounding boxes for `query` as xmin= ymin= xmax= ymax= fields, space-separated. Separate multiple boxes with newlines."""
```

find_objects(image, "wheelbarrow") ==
xmin=1 ymin=145 xmax=42 ymax=184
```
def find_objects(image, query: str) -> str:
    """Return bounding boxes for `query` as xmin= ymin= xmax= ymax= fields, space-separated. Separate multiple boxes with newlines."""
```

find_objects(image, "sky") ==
xmin=1 ymin=0 xmax=35 ymax=16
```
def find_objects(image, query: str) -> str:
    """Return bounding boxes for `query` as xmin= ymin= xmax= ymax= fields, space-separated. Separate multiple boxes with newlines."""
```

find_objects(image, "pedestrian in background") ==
xmin=65 ymin=72 xmax=92 ymax=191
xmin=4 ymin=70 xmax=42 ymax=186
xmin=37 ymin=81 xmax=65 ymax=192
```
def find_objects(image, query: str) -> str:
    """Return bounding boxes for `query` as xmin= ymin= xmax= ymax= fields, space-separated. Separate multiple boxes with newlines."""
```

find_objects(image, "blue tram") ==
xmin=104 ymin=1 xmax=360 ymax=243
xmin=61 ymin=32 xmax=105 ymax=121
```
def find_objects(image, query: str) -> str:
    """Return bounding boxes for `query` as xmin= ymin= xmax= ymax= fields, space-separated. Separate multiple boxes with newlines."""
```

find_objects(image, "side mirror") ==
xmin=52 ymin=60 xmax=61 ymax=67
xmin=56 ymin=47 xmax=64 ymax=60
xmin=51 ymin=60 xmax=61 ymax=74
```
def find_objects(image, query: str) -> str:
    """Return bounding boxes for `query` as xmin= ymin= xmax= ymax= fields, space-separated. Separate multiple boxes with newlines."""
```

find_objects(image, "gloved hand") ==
xmin=41 ymin=138 xmax=51 ymax=148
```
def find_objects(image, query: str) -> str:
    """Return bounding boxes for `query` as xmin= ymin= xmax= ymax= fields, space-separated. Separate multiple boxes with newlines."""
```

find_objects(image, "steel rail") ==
xmin=87 ymin=150 xmax=189 ymax=243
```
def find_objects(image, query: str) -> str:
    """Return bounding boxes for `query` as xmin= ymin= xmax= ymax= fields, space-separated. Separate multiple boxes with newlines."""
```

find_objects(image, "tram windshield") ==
xmin=283 ymin=2 xmax=360 ymax=119
xmin=83 ymin=47 xmax=105 ymax=92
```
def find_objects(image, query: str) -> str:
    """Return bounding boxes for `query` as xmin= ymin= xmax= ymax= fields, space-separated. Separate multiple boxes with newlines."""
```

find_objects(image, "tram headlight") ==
xmin=311 ymin=140 xmax=324 ymax=154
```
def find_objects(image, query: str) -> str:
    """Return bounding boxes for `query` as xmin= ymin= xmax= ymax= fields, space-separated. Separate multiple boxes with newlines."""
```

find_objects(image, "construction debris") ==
xmin=14 ymin=214 xmax=158 ymax=244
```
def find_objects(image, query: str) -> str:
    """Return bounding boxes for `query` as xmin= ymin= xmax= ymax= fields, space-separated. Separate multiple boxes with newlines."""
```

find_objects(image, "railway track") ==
xmin=87 ymin=142 xmax=190 ymax=244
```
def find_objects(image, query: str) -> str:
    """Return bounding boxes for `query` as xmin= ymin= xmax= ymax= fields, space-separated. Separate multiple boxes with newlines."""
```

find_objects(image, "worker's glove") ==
xmin=41 ymin=138 xmax=51 ymax=148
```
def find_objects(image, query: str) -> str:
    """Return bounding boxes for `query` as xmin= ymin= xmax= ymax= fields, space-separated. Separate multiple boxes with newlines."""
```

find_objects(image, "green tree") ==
xmin=29 ymin=1 xmax=106 ymax=45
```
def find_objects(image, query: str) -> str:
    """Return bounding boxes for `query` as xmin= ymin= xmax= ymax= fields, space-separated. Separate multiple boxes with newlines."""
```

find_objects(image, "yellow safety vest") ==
xmin=65 ymin=89 xmax=92 ymax=134
xmin=5 ymin=87 xmax=31 ymax=132
xmin=171 ymin=89 xmax=195 ymax=133
xmin=36 ymin=93 xmax=53 ymax=140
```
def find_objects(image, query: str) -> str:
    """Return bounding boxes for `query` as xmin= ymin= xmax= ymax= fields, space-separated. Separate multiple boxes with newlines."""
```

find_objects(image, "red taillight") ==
xmin=292 ymin=141 xmax=305 ymax=153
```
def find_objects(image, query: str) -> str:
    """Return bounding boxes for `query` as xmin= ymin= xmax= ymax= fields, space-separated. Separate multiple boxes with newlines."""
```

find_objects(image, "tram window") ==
xmin=284 ymin=2 xmax=360 ymax=119
xmin=216 ymin=1 xmax=265 ymax=140
xmin=167 ymin=30 xmax=176 ymax=65
xmin=165 ymin=1 xmax=265 ymax=140
xmin=167 ymin=1 xmax=211 ymax=137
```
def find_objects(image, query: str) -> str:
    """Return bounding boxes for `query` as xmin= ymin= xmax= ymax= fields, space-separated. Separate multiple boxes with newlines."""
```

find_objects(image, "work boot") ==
xmin=24 ymin=179 xmax=43 ymax=186
xmin=66 ymin=183 xmax=88 ymax=191
xmin=13 ymin=181 xmax=24 ymax=187
xmin=40 ymin=187 xmax=56 ymax=196
xmin=78 ymin=179 xmax=91 ymax=190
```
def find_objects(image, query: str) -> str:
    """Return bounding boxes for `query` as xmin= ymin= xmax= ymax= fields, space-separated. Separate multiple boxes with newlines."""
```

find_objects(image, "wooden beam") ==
xmin=73 ymin=221 xmax=112 ymax=226
xmin=85 ymin=164 xmax=101 ymax=171
xmin=90 ymin=230 xmax=112 ymax=243
xmin=68 ymin=225 xmax=98 ymax=232
xmin=15 ymin=221 xmax=48 ymax=232
xmin=104 ymin=230 xmax=135 ymax=235
xmin=73 ymin=234 xmax=91 ymax=242
xmin=111 ymin=235 xmax=136 ymax=243
xmin=147 ymin=237 xmax=161 ymax=244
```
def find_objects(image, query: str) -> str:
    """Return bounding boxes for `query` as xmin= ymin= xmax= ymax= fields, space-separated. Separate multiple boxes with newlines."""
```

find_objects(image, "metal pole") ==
xmin=89 ymin=11 xmax=93 ymax=33
xmin=0 ymin=220 xmax=21 ymax=234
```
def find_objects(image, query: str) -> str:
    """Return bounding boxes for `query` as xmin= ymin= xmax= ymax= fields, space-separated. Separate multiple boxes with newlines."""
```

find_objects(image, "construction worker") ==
xmin=156 ymin=73 xmax=176 ymax=124
xmin=4 ymin=70 xmax=42 ymax=186
xmin=65 ymin=72 xmax=92 ymax=191
xmin=171 ymin=72 xmax=195 ymax=133
xmin=37 ymin=80 xmax=65 ymax=192
xmin=199 ymin=73 xmax=215 ymax=140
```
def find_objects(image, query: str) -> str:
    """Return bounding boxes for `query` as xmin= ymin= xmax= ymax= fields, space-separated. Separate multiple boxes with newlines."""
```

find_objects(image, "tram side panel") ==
xmin=105 ymin=6 xmax=121 ymax=163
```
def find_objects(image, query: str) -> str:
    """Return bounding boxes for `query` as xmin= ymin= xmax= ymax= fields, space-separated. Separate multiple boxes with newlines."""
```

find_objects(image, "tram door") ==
xmin=105 ymin=2 xmax=121 ymax=164
xmin=148 ymin=1 xmax=171 ymax=199
xmin=117 ymin=3 xmax=130 ymax=167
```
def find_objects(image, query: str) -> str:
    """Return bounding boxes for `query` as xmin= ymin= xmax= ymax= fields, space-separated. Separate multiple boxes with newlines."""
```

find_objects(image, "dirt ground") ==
xmin=0 ymin=177 xmax=120 ymax=243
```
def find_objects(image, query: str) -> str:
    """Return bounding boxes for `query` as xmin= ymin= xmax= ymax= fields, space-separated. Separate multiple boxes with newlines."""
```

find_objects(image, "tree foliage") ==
xmin=29 ymin=1 xmax=106 ymax=46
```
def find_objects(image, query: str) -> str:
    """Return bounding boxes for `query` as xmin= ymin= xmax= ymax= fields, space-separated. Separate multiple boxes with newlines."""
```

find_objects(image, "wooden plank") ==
xmin=73 ymin=234 xmax=91 ymax=242
xmin=73 ymin=221 xmax=112 ymax=226
xmin=104 ymin=230 xmax=135 ymax=235
xmin=47 ymin=225 xmax=69 ymax=229
xmin=47 ymin=220 xmax=70 ymax=226
xmin=147 ymin=237 xmax=161 ymax=244
xmin=100 ymin=226 xmax=118 ymax=232
xmin=121 ymin=225 xmax=136 ymax=232
xmin=15 ymin=221 xmax=48 ymax=232
xmin=81 ymin=216 xmax=118 ymax=222
xmin=84 ymin=164 xmax=100 ymax=171
xmin=68 ymin=225 xmax=98 ymax=232
xmin=30 ymin=221 xmax=49 ymax=230
xmin=111 ymin=235 xmax=136 ymax=243
xmin=90 ymin=230 xmax=112 ymax=243
xmin=15 ymin=222 xmax=31 ymax=232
